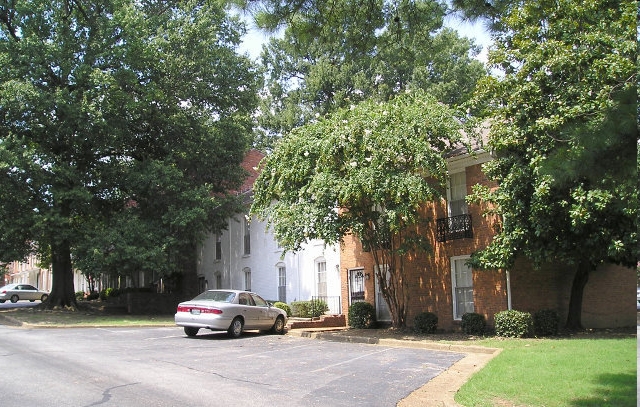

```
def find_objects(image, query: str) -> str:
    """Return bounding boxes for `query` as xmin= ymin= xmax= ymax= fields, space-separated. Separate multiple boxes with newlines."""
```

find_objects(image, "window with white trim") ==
xmin=451 ymin=256 xmax=474 ymax=319
xmin=448 ymin=171 xmax=468 ymax=216
xmin=277 ymin=264 xmax=286 ymax=303
xmin=215 ymin=234 xmax=222 ymax=260
xmin=244 ymin=267 xmax=251 ymax=291
xmin=243 ymin=216 xmax=251 ymax=255
xmin=316 ymin=260 xmax=327 ymax=297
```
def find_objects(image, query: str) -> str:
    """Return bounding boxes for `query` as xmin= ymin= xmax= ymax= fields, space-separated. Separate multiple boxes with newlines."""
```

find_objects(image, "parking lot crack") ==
xmin=83 ymin=382 xmax=140 ymax=407
xmin=159 ymin=359 xmax=272 ymax=387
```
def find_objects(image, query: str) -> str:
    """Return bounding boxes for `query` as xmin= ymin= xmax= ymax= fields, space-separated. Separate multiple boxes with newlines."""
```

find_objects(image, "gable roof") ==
xmin=239 ymin=149 xmax=265 ymax=195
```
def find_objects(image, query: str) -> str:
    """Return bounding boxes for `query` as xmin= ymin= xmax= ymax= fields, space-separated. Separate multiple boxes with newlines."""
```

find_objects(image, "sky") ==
xmin=238 ymin=14 xmax=492 ymax=63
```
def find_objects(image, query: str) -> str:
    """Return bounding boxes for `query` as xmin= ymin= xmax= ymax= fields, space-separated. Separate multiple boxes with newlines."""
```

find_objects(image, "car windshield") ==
xmin=191 ymin=291 xmax=236 ymax=303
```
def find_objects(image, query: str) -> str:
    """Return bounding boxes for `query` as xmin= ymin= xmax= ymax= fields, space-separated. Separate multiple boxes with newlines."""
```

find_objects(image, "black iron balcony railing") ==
xmin=436 ymin=214 xmax=473 ymax=242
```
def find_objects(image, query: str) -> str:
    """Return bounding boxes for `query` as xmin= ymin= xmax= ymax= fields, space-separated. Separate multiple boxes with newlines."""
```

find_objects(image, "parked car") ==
xmin=175 ymin=289 xmax=287 ymax=338
xmin=637 ymin=288 xmax=640 ymax=311
xmin=0 ymin=284 xmax=49 ymax=303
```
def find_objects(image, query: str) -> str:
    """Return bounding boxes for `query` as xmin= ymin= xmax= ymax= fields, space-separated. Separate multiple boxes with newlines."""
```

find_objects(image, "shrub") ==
xmin=273 ymin=302 xmax=292 ymax=317
xmin=348 ymin=301 xmax=376 ymax=329
xmin=461 ymin=313 xmax=486 ymax=335
xmin=75 ymin=291 xmax=85 ymax=301
xmin=99 ymin=287 xmax=121 ymax=301
xmin=495 ymin=309 xmax=533 ymax=338
xmin=309 ymin=299 xmax=329 ymax=318
xmin=534 ymin=309 xmax=559 ymax=336
xmin=290 ymin=301 xmax=310 ymax=317
xmin=414 ymin=312 xmax=438 ymax=334
xmin=86 ymin=291 xmax=99 ymax=301
xmin=290 ymin=300 xmax=329 ymax=318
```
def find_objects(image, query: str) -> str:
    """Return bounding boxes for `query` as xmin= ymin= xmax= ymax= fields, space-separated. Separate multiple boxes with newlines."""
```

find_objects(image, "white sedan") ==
xmin=175 ymin=289 xmax=288 ymax=338
xmin=0 ymin=283 xmax=49 ymax=303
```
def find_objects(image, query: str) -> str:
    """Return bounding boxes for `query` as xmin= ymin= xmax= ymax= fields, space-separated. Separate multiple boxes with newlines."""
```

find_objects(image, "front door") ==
xmin=374 ymin=266 xmax=391 ymax=323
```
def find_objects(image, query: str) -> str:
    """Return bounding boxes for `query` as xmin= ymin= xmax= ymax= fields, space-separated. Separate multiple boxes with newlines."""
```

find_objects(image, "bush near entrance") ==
xmin=348 ymin=302 xmax=376 ymax=329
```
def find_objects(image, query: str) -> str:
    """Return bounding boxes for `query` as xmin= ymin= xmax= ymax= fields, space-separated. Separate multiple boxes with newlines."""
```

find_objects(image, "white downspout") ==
xmin=297 ymin=252 xmax=301 ymax=301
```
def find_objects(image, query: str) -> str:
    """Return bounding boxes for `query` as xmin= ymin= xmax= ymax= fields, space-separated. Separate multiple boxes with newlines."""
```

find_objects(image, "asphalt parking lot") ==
xmin=0 ymin=325 xmax=464 ymax=406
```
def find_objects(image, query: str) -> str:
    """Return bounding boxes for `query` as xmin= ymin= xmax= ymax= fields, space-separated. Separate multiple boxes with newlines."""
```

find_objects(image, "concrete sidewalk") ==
xmin=286 ymin=327 xmax=501 ymax=407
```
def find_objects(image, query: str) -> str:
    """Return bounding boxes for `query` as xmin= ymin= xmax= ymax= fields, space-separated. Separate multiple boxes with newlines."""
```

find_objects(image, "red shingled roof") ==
xmin=239 ymin=149 xmax=265 ymax=194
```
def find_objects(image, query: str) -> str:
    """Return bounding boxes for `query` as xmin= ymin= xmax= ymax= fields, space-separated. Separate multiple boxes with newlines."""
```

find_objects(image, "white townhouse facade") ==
xmin=195 ymin=150 xmax=342 ymax=314
xmin=196 ymin=216 xmax=342 ymax=314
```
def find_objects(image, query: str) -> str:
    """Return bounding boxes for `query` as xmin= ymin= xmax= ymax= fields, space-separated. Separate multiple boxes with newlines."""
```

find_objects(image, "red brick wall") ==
xmin=582 ymin=264 xmax=635 ymax=328
xmin=339 ymin=161 xmax=635 ymax=331
xmin=509 ymin=260 xmax=636 ymax=328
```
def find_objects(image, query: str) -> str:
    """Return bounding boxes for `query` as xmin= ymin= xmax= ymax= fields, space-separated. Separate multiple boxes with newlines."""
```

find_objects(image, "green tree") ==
xmin=459 ymin=0 xmax=637 ymax=329
xmin=251 ymin=91 xmax=470 ymax=328
xmin=0 ymin=0 xmax=259 ymax=308
xmin=242 ymin=0 xmax=485 ymax=148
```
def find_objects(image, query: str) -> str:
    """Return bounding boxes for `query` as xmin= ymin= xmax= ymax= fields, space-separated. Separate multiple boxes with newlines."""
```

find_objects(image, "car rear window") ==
xmin=192 ymin=291 xmax=236 ymax=303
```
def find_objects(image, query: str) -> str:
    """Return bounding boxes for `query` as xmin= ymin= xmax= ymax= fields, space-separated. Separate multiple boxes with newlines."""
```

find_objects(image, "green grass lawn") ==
xmin=0 ymin=306 xmax=175 ymax=326
xmin=455 ymin=336 xmax=637 ymax=407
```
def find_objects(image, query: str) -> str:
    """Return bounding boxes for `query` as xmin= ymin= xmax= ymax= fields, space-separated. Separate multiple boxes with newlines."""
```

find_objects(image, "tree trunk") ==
xmin=46 ymin=239 xmax=78 ymax=309
xmin=565 ymin=261 xmax=591 ymax=330
xmin=380 ymin=266 xmax=407 ymax=329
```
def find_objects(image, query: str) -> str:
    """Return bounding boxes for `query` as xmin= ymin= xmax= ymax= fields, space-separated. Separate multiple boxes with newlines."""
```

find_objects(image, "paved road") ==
xmin=0 ymin=326 xmax=463 ymax=406
xmin=0 ymin=301 xmax=41 ymax=310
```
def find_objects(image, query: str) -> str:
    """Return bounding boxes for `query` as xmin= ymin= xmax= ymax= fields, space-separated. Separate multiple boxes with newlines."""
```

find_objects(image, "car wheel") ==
xmin=227 ymin=317 xmax=243 ymax=338
xmin=40 ymin=294 xmax=48 ymax=302
xmin=29 ymin=300 xmax=35 ymax=302
xmin=184 ymin=327 xmax=199 ymax=337
xmin=10 ymin=295 xmax=18 ymax=303
xmin=271 ymin=315 xmax=285 ymax=335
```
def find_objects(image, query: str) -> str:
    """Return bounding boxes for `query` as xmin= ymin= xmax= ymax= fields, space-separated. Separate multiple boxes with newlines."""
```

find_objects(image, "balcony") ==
xmin=436 ymin=214 xmax=473 ymax=242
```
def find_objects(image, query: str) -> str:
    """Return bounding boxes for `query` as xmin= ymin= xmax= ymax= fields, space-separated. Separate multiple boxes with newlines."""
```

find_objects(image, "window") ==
xmin=277 ymin=265 xmax=286 ymax=303
xmin=215 ymin=273 xmax=222 ymax=289
xmin=244 ymin=268 xmax=251 ymax=291
xmin=215 ymin=234 xmax=222 ymax=260
xmin=243 ymin=216 xmax=251 ymax=255
xmin=448 ymin=171 xmax=468 ymax=216
xmin=238 ymin=292 xmax=254 ymax=305
xmin=316 ymin=260 xmax=327 ymax=297
xmin=348 ymin=268 xmax=365 ymax=303
xmin=451 ymin=256 xmax=474 ymax=319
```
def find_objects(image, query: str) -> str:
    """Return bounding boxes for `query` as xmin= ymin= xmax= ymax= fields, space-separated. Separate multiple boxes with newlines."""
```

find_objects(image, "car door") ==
xmin=250 ymin=293 xmax=274 ymax=329
xmin=237 ymin=292 xmax=262 ymax=329
xmin=19 ymin=285 xmax=37 ymax=301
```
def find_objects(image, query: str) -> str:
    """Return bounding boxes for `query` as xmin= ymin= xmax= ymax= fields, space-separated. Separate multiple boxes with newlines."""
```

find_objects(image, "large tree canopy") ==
xmin=251 ymin=91 xmax=471 ymax=328
xmin=457 ymin=0 xmax=637 ymax=328
xmin=241 ymin=0 xmax=486 ymax=148
xmin=0 ymin=0 xmax=260 ymax=307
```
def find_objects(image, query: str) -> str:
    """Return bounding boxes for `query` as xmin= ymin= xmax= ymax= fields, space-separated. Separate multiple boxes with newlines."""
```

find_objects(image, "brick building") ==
xmin=339 ymin=145 xmax=635 ymax=331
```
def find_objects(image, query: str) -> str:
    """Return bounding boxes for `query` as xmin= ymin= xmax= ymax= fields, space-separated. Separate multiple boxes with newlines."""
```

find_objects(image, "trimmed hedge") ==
xmin=273 ymin=302 xmax=292 ymax=317
xmin=414 ymin=312 xmax=438 ymax=334
xmin=291 ymin=300 xmax=328 ymax=318
xmin=348 ymin=301 xmax=376 ymax=329
xmin=495 ymin=309 xmax=533 ymax=338
xmin=534 ymin=309 xmax=559 ymax=336
xmin=461 ymin=312 xmax=486 ymax=335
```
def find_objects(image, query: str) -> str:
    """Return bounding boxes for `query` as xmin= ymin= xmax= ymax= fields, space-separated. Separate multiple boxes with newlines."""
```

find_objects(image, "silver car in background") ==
xmin=175 ymin=289 xmax=288 ymax=338
xmin=0 ymin=284 xmax=49 ymax=303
